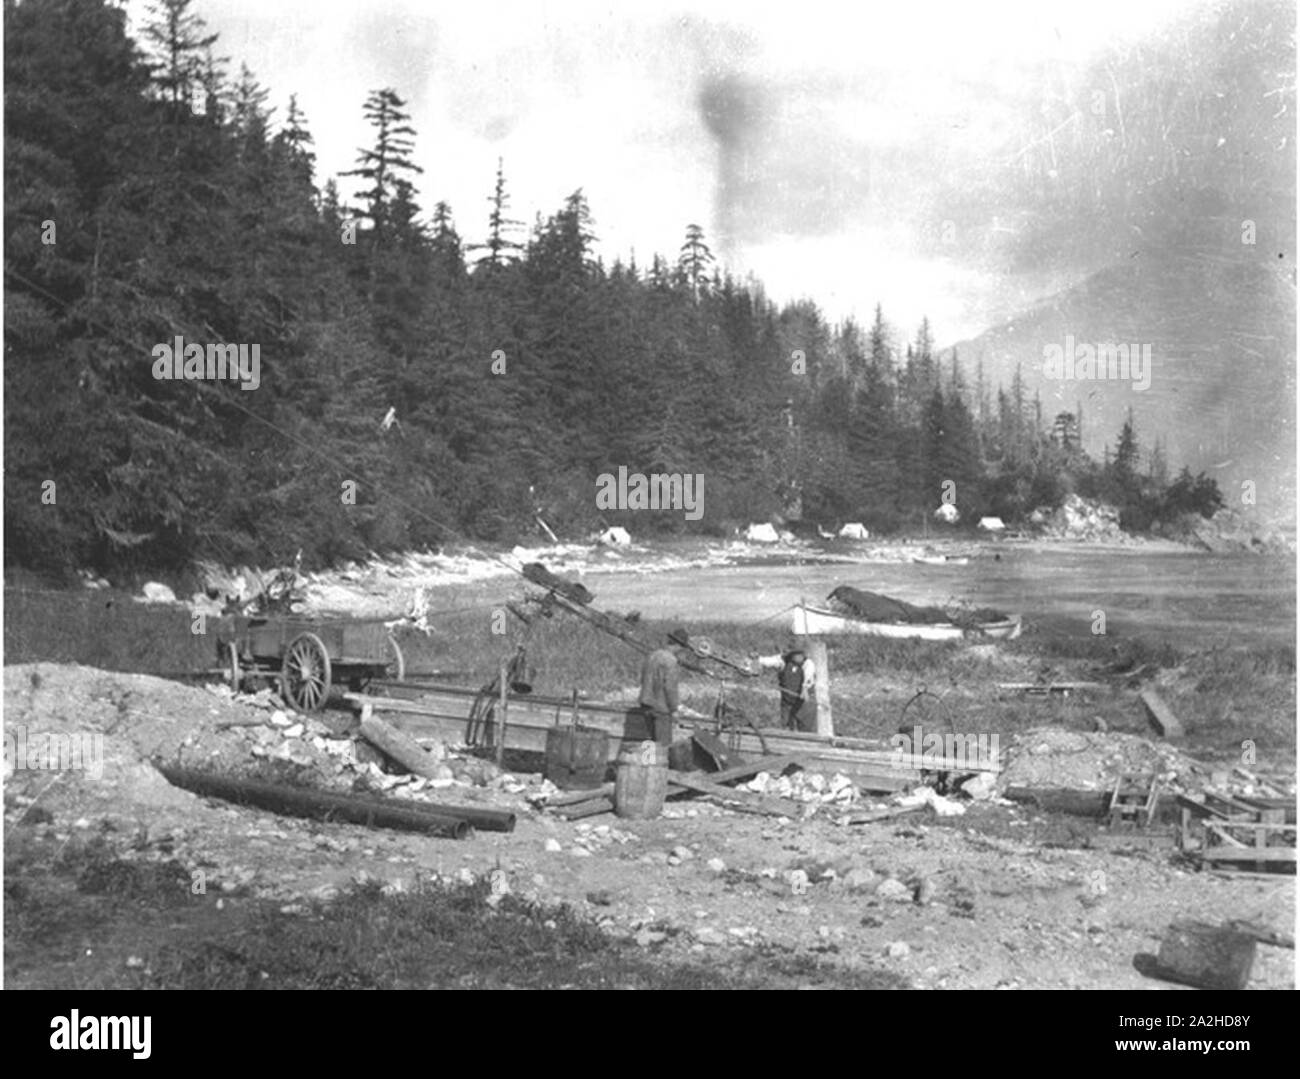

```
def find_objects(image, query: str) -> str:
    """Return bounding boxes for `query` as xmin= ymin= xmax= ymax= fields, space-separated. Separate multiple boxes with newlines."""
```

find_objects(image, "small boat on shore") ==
xmin=911 ymin=555 xmax=970 ymax=566
xmin=789 ymin=585 xmax=1022 ymax=640
xmin=790 ymin=604 xmax=1021 ymax=639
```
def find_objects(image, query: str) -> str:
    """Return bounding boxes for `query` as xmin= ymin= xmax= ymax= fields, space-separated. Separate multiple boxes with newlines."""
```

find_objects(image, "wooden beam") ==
xmin=1140 ymin=689 xmax=1184 ymax=739
xmin=807 ymin=640 xmax=833 ymax=736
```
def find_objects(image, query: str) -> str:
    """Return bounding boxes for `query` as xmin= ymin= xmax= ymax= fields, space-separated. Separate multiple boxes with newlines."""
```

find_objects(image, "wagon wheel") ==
xmin=385 ymin=635 xmax=405 ymax=682
xmin=282 ymin=632 xmax=331 ymax=712
xmin=897 ymin=685 xmax=955 ymax=735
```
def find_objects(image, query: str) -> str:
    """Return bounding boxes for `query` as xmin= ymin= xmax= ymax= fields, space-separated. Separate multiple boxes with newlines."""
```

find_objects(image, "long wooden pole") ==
xmin=496 ymin=659 xmax=508 ymax=766
xmin=808 ymin=640 xmax=833 ymax=736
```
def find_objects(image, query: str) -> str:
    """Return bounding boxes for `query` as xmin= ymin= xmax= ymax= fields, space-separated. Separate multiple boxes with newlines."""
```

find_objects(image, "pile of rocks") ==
xmin=999 ymin=726 xmax=1204 ymax=791
xmin=739 ymin=769 xmax=859 ymax=807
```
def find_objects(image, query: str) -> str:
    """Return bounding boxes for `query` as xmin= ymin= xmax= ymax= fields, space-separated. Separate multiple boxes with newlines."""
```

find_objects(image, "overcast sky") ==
xmin=127 ymin=0 xmax=1194 ymax=342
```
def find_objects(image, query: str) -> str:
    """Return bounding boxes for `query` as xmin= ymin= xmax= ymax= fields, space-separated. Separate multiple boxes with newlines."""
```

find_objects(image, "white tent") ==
xmin=838 ymin=522 xmax=869 ymax=539
xmin=978 ymin=516 xmax=1006 ymax=532
xmin=745 ymin=522 xmax=780 ymax=543
xmin=599 ymin=526 xmax=631 ymax=546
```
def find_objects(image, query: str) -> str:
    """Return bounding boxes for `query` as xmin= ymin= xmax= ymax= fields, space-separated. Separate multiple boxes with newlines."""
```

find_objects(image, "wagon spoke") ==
xmin=282 ymin=633 xmax=332 ymax=713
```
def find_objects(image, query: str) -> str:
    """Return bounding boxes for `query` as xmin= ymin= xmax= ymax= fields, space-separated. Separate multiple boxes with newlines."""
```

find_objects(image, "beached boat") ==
xmin=911 ymin=555 xmax=970 ymax=566
xmin=790 ymin=603 xmax=1022 ymax=639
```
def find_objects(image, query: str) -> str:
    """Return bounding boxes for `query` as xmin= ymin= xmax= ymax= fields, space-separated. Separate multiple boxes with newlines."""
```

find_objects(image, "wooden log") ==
xmin=496 ymin=660 xmax=508 ymax=767
xmin=1155 ymin=920 xmax=1256 ymax=990
xmin=359 ymin=706 xmax=445 ymax=778
xmin=551 ymin=798 xmax=614 ymax=820
xmin=547 ymin=783 xmax=615 ymax=807
xmin=1140 ymin=689 xmax=1184 ymax=739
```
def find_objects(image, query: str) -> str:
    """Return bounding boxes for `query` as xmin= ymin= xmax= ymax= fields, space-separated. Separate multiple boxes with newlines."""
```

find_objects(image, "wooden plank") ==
xmin=1140 ymin=689 xmax=1184 ymax=739
xmin=1225 ymin=920 xmax=1296 ymax=949
xmin=551 ymin=798 xmax=614 ymax=820
xmin=845 ymin=804 xmax=928 ymax=826
xmin=665 ymin=771 xmax=803 ymax=816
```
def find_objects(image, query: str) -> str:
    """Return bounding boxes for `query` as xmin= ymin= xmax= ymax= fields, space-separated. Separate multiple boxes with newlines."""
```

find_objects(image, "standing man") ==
xmin=639 ymin=631 xmax=689 ymax=746
xmin=758 ymin=644 xmax=817 ymax=730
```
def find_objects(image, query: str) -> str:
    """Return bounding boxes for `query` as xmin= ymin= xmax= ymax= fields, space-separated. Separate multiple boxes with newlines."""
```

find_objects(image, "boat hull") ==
xmin=791 ymin=604 xmax=1021 ymax=640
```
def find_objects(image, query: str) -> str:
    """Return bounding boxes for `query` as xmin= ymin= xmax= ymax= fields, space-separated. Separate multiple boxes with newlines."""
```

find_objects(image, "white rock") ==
xmin=140 ymin=581 xmax=177 ymax=603
xmin=269 ymin=710 xmax=291 ymax=727
xmin=544 ymin=838 xmax=563 ymax=853
xmin=671 ymin=845 xmax=694 ymax=861
xmin=886 ymin=941 xmax=911 ymax=959
xmin=960 ymin=772 xmax=997 ymax=801
xmin=876 ymin=878 xmax=912 ymax=902
xmin=282 ymin=723 xmax=305 ymax=739
xmin=706 ymin=857 xmax=727 ymax=873
xmin=693 ymin=926 xmax=727 ymax=946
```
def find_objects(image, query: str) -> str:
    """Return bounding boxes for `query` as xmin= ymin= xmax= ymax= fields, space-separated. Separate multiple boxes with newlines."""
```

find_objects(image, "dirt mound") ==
xmin=999 ymin=726 xmax=1206 ymax=791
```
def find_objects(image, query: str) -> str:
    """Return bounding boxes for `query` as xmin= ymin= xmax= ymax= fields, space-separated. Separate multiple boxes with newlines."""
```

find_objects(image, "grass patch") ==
xmin=4 ymin=830 xmax=908 ymax=990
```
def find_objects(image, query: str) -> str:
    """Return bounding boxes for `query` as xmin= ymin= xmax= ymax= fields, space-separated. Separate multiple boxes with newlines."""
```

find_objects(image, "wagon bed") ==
xmin=218 ymin=615 xmax=404 ymax=712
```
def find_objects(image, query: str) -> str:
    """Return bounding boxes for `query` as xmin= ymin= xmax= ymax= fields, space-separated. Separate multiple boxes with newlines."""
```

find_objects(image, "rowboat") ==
xmin=911 ymin=555 xmax=970 ymax=566
xmin=790 ymin=603 xmax=1022 ymax=640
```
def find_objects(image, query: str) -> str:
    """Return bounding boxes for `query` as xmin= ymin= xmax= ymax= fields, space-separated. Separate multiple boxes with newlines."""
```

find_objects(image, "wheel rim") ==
xmin=898 ymin=687 xmax=954 ymax=735
xmin=385 ymin=636 xmax=405 ymax=682
xmin=283 ymin=633 xmax=331 ymax=712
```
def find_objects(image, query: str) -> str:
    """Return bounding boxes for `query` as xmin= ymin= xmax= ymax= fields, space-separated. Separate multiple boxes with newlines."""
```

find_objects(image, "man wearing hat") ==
xmin=638 ymin=630 xmax=692 ymax=746
xmin=758 ymin=643 xmax=817 ymax=730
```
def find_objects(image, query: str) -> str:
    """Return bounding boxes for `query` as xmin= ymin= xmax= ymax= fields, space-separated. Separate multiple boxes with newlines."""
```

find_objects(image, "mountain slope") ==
xmin=952 ymin=252 xmax=1296 ymax=525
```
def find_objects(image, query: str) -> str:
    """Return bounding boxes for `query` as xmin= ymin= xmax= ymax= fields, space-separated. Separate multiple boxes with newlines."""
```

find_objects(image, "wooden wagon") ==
xmin=219 ymin=615 xmax=404 ymax=712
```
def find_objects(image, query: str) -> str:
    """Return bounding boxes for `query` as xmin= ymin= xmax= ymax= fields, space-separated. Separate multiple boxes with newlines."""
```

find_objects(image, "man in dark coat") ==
xmin=639 ymin=631 xmax=690 ymax=745
xmin=758 ymin=643 xmax=817 ymax=730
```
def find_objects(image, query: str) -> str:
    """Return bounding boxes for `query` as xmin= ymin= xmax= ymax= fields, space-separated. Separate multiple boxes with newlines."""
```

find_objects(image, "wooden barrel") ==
xmin=544 ymin=725 xmax=609 ymax=790
xmin=614 ymin=741 xmax=669 ymax=819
